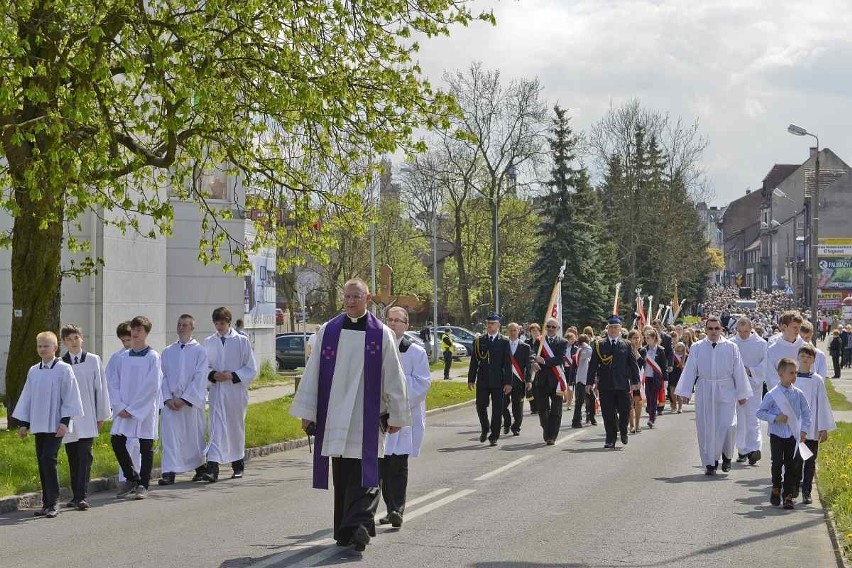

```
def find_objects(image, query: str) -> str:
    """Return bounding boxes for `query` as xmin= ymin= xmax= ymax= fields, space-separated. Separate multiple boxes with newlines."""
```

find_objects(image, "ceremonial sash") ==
xmin=673 ymin=354 xmax=684 ymax=369
xmin=313 ymin=313 xmax=384 ymax=489
xmin=510 ymin=354 xmax=524 ymax=383
xmin=768 ymin=386 xmax=810 ymax=459
xmin=645 ymin=353 xmax=663 ymax=380
xmin=540 ymin=339 xmax=568 ymax=394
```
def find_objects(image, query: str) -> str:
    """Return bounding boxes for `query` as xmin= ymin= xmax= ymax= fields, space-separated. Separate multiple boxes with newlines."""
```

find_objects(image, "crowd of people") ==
xmin=14 ymin=307 xmax=258 ymax=518
xmin=11 ymin=277 xmax=845 ymax=556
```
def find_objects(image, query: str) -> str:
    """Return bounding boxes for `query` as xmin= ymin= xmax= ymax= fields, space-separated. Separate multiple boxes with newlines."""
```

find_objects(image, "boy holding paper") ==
xmin=756 ymin=358 xmax=812 ymax=510
xmin=793 ymin=344 xmax=835 ymax=505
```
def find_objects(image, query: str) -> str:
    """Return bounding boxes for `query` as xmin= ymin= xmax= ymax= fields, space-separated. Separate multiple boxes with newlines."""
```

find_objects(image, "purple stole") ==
xmin=313 ymin=312 xmax=384 ymax=490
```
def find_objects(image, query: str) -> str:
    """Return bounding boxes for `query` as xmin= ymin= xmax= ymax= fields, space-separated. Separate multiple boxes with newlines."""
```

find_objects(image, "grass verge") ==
xmin=249 ymin=360 xmax=295 ymax=390
xmin=428 ymin=359 xmax=468 ymax=372
xmin=826 ymin=379 xmax=852 ymax=411
xmin=0 ymin=381 xmax=473 ymax=498
xmin=816 ymin=422 xmax=852 ymax=560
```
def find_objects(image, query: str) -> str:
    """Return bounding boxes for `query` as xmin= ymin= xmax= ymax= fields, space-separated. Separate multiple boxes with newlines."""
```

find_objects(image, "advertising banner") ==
xmin=817 ymin=258 xmax=852 ymax=290
xmin=243 ymin=245 xmax=277 ymax=328
xmin=818 ymin=291 xmax=850 ymax=310
xmin=817 ymin=238 xmax=852 ymax=258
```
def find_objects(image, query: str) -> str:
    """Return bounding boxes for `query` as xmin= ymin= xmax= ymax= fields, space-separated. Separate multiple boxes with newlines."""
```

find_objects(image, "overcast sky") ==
xmin=412 ymin=0 xmax=852 ymax=206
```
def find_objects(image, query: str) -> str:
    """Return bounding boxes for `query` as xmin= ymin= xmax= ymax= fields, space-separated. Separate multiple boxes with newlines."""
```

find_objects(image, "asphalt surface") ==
xmin=0 ymin=397 xmax=841 ymax=568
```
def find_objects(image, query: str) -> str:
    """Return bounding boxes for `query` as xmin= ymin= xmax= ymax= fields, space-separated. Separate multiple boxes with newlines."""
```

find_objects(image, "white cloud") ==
xmin=412 ymin=0 xmax=852 ymax=203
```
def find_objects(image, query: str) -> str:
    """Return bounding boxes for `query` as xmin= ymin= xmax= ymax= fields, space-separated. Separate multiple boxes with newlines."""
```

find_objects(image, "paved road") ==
xmin=0 ymin=399 xmax=840 ymax=568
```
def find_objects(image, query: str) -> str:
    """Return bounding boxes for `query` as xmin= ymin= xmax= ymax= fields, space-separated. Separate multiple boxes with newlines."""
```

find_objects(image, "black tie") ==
xmin=73 ymin=356 xmax=78 ymax=364
xmin=611 ymin=340 xmax=616 ymax=348
xmin=221 ymin=336 xmax=226 ymax=345
xmin=712 ymin=343 xmax=717 ymax=349
xmin=180 ymin=344 xmax=185 ymax=350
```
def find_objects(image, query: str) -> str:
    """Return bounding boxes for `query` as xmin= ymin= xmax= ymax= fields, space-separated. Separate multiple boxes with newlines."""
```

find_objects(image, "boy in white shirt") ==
xmin=60 ymin=324 xmax=110 ymax=510
xmin=794 ymin=345 xmax=835 ymax=505
xmin=13 ymin=331 xmax=83 ymax=518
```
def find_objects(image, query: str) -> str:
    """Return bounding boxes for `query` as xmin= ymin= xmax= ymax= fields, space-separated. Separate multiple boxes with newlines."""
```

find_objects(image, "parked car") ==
xmin=436 ymin=325 xmax=477 ymax=356
xmin=275 ymin=308 xmax=285 ymax=325
xmin=404 ymin=331 xmax=467 ymax=359
xmin=275 ymin=332 xmax=313 ymax=370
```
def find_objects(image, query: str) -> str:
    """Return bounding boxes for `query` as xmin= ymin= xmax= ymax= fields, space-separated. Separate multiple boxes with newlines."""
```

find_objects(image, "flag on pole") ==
xmin=539 ymin=261 xmax=568 ymax=395
xmin=671 ymin=281 xmax=679 ymax=321
xmin=647 ymin=295 xmax=654 ymax=323
xmin=612 ymin=282 xmax=622 ymax=316
xmin=635 ymin=289 xmax=646 ymax=330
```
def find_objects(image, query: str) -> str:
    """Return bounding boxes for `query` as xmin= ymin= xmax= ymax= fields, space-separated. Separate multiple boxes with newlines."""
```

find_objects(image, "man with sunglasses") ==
xmin=531 ymin=318 xmax=569 ymax=444
xmin=675 ymin=315 xmax=753 ymax=476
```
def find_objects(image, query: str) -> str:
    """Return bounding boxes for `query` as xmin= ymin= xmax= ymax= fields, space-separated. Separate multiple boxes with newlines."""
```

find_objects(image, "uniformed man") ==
xmin=586 ymin=315 xmax=641 ymax=449
xmin=440 ymin=329 xmax=454 ymax=380
xmin=467 ymin=313 xmax=512 ymax=446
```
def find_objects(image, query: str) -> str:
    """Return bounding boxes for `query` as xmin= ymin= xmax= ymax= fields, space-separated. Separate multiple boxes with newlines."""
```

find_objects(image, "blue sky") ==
xmin=413 ymin=0 xmax=852 ymax=205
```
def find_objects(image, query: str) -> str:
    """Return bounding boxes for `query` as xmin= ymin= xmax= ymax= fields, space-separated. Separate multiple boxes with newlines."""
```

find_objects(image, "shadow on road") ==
xmin=653 ymin=471 xmax=729 ymax=483
xmin=437 ymin=444 xmax=492 ymax=453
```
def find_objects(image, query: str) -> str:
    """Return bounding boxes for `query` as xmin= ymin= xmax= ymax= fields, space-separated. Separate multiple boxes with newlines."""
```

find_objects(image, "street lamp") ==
xmin=492 ymin=162 xmax=517 ymax=316
xmin=787 ymin=123 xmax=820 ymax=324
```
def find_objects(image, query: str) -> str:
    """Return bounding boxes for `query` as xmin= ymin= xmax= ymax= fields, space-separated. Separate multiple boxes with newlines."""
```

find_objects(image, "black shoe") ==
xmin=44 ymin=507 xmax=59 ymax=519
xmin=202 ymin=472 xmax=218 ymax=483
xmin=604 ymin=442 xmax=615 ymax=449
xmin=783 ymin=496 xmax=794 ymax=510
xmin=770 ymin=488 xmax=781 ymax=506
xmin=351 ymin=525 xmax=370 ymax=552
xmin=620 ymin=432 xmax=628 ymax=445
xmin=489 ymin=439 xmax=497 ymax=447
xmin=512 ymin=430 xmax=520 ymax=436
xmin=721 ymin=457 xmax=731 ymax=473
xmin=388 ymin=511 xmax=403 ymax=528
xmin=589 ymin=419 xmax=597 ymax=426
xmin=231 ymin=469 xmax=244 ymax=479
xmin=503 ymin=424 xmax=510 ymax=435
xmin=479 ymin=432 xmax=488 ymax=443
xmin=705 ymin=465 xmax=716 ymax=476
xmin=76 ymin=500 xmax=90 ymax=511
xmin=748 ymin=450 xmax=761 ymax=465
xmin=33 ymin=508 xmax=47 ymax=517
xmin=545 ymin=439 xmax=555 ymax=446
xmin=571 ymin=423 xmax=582 ymax=429
xmin=802 ymin=493 xmax=813 ymax=505
xmin=64 ymin=500 xmax=78 ymax=508
xmin=158 ymin=472 xmax=176 ymax=486
xmin=378 ymin=515 xmax=391 ymax=525
xmin=736 ymin=454 xmax=747 ymax=463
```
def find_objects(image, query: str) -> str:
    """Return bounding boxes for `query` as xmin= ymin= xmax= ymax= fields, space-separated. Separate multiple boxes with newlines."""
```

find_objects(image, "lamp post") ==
xmin=492 ymin=162 xmax=517 ymax=316
xmin=787 ymin=124 xmax=820 ymax=324
xmin=430 ymin=179 xmax=440 ymax=363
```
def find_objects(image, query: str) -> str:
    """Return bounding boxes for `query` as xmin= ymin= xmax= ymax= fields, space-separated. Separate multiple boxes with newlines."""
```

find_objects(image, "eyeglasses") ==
xmin=706 ymin=326 xmax=722 ymax=331
xmin=545 ymin=325 xmax=558 ymax=329
xmin=386 ymin=318 xmax=407 ymax=324
xmin=343 ymin=294 xmax=364 ymax=301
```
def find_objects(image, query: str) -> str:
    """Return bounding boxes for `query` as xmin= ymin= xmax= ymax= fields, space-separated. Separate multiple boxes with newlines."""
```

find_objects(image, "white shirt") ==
xmin=13 ymin=359 xmax=83 ymax=434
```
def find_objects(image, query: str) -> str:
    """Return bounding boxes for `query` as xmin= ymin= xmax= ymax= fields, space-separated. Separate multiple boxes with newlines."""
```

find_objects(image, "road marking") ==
xmin=554 ymin=428 xmax=588 ymax=446
xmin=282 ymin=489 xmax=477 ymax=568
xmin=474 ymin=454 xmax=533 ymax=481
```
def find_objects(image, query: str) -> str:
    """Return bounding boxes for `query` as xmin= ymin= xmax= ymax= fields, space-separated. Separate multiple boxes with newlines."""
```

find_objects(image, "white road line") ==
xmin=250 ymin=488 xmax=453 ymax=568
xmin=554 ymin=428 xmax=589 ymax=446
xmin=285 ymin=489 xmax=477 ymax=568
xmin=474 ymin=454 xmax=534 ymax=481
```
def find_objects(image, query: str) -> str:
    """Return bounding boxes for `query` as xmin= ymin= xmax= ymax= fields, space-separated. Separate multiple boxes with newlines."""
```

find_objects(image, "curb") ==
xmin=0 ymin=399 xmax=474 ymax=515
xmin=819 ymin=484 xmax=851 ymax=568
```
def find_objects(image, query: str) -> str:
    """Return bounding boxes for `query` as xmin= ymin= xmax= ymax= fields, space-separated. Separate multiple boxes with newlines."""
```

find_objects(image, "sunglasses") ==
xmin=546 ymin=325 xmax=558 ymax=329
xmin=706 ymin=326 xmax=722 ymax=331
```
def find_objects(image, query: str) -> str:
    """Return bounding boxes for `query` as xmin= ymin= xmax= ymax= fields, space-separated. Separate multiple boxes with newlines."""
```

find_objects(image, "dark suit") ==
xmin=586 ymin=337 xmax=641 ymax=445
xmin=468 ymin=334 xmax=512 ymax=442
xmin=531 ymin=335 xmax=569 ymax=442
xmin=641 ymin=346 xmax=668 ymax=423
xmin=503 ymin=340 xmax=531 ymax=434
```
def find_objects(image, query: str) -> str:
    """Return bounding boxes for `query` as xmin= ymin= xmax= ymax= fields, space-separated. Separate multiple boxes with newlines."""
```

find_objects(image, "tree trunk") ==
xmin=4 ymin=178 xmax=65 ymax=427
xmin=452 ymin=207 xmax=472 ymax=325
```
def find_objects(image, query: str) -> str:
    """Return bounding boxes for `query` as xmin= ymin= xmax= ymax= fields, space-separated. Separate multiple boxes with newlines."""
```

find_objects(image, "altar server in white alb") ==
xmin=675 ymin=316 xmax=753 ymax=476
xmin=13 ymin=331 xmax=83 ymax=518
xmin=794 ymin=344 xmax=836 ymax=505
xmin=158 ymin=314 xmax=210 ymax=486
xmin=290 ymin=279 xmax=410 ymax=553
xmin=203 ymin=306 xmax=257 ymax=482
xmin=764 ymin=311 xmax=805 ymax=389
xmin=108 ymin=316 xmax=163 ymax=500
xmin=60 ymin=324 xmax=110 ymax=510
xmin=105 ymin=321 xmax=140 ymax=484
xmin=379 ymin=307 xmax=431 ymax=529
xmin=798 ymin=321 xmax=829 ymax=380
xmin=730 ymin=317 xmax=767 ymax=466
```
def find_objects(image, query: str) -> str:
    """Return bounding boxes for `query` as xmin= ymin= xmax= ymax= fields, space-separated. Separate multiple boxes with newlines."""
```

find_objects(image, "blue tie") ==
xmin=221 ymin=336 xmax=226 ymax=346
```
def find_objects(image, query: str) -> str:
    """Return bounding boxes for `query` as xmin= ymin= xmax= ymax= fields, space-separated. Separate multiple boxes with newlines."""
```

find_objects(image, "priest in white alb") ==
xmin=730 ymin=317 xmax=767 ymax=466
xmin=203 ymin=306 xmax=258 ymax=482
xmin=290 ymin=279 xmax=410 ymax=553
xmin=675 ymin=315 xmax=752 ymax=476
xmin=379 ymin=306 xmax=431 ymax=529
xmin=158 ymin=314 xmax=210 ymax=485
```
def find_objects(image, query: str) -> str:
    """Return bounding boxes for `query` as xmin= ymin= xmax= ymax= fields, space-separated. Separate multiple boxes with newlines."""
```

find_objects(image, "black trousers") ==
xmin=379 ymin=454 xmax=409 ymax=515
xmin=502 ymin=384 xmax=525 ymax=433
xmin=770 ymin=434 xmax=802 ymax=496
xmin=572 ymin=386 xmax=597 ymax=425
xmin=35 ymin=434 xmax=63 ymax=509
xmin=332 ymin=457 xmax=380 ymax=543
xmin=800 ymin=439 xmax=820 ymax=496
xmin=476 ymin=387 xmax=505 ymax=442
xmin=535 ymin=385 xmax=563 ymax=441
xmin=64 ymin=438 xmax=94 ymax=501
xmin=111 ymin=435 xmax=154 ymax=488
xmin=599 ymin=389 xmax=631 ymax=444
xmin=443 ymin=351 xmax=453 ymax=379
xmin=832 ymin=354 xmax=841 ymax=378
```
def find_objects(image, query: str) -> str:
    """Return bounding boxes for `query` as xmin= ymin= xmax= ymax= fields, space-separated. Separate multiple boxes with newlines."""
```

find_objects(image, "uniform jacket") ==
xmin=586 ymin=337 xmax=641 ymax=392
xmin=641 ymin=345 xmax=669 ymax=383
xmin=468 ymin=334 xmax=512 ymax=390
